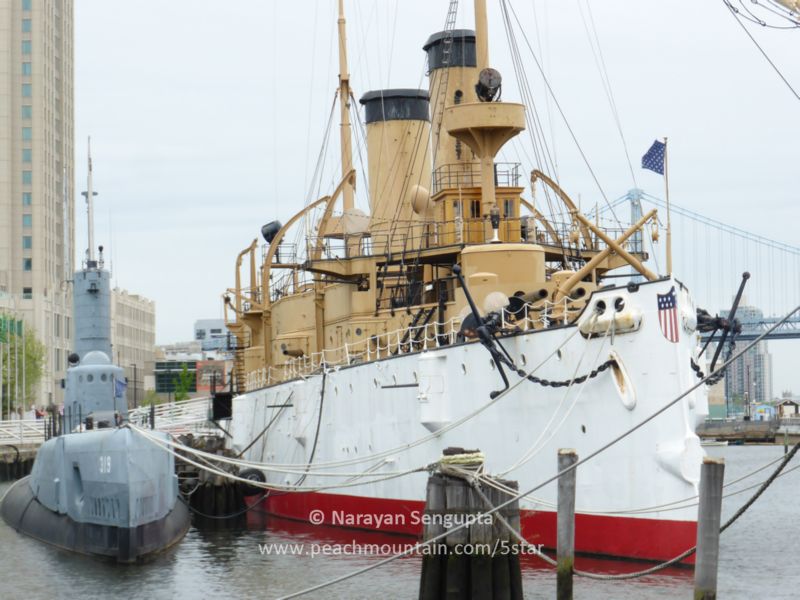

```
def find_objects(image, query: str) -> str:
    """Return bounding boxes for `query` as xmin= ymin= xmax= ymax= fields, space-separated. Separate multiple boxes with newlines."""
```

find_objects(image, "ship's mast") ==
xmin=337 ymin=0 xmax=354 ymax=213
xmin=475 ymin=0 xmax=489 ymax=71
xmin=82 ymin=137 xmax=97 ymax=265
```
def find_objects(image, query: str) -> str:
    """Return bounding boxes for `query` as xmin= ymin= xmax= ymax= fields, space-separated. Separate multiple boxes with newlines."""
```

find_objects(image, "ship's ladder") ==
xmin=232 ymin=330 xmax=250 ymax=394
xmin=395 ymin=306 xmax=437 ymax=354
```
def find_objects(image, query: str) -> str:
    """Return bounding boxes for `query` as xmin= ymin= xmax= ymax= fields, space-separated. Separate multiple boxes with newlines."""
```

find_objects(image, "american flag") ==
xmin=657 ymin=287 xmax=679 ymax=343
xmin=642 ymin=140 xmax=666 ymax=175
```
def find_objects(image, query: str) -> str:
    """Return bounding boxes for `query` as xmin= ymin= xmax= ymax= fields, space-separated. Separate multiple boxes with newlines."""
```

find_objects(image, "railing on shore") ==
xmin=0 ymin=419 xmax=46 ymax=445
xmin=128 ymin=396 xmax=217 ymax=436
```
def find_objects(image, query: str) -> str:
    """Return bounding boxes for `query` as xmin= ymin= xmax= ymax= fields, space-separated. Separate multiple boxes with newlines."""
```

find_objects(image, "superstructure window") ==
xmin=22 ymin=214 xmax=32 ymax=228
xmin=22 ymin=171 xmax=32 ymax=184
xmin=22 ymin=192 xmax=32 ymax=205
xmin=22 ymin=148 xmax=32 ymax=163
xmin=22 ymin=62 xmax=32 ymax=76
xmin=23 ymin=288 xmax=32 ymax=300
xmin=22 ymin=127 xmax=32 ymax=140
xmin=23 ymin=258 xmax=32 ymax=271
xmin=23 ymin=236 xmax=32 ymax=250
xmin=22 ymin=0 xmax=32 ymax=10
xmin=22 ymin=84 xmax=32 ymax=98
xmin=22 ymin=105 xmax=32 ymax=119
xmin=22 ymin=18 xmax=31 ymax=32
xmin=21 ymin=40 xmax=31 ymax=55
xmin=470 ymin=199 xmax=481 ymax=219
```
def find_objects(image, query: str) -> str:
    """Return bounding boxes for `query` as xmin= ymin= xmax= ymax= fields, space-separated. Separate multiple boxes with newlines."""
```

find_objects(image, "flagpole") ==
xmin=664 ymin=137 xmax=672 ymax=275
xmin=14 ymin=318 xmax=18 ymax=416
xmin=0 ymin=320 xmax=4 ymax=419
xmin=22 ymin=321 xmax=25 ymax=413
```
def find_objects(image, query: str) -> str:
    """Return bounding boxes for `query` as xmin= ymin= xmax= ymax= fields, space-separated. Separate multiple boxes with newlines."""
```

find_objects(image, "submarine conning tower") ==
xmin=73 ymin=258 xmax=112 ymax=362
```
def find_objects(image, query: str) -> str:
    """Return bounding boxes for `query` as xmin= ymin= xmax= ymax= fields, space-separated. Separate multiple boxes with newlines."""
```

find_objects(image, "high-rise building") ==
xmin=110 ymin=287 xmax=156 ymax=405
xmin=0 ymin=0 xmax=74 ymax=407
xmin=723 ymin=303 xmax=774 ymax=411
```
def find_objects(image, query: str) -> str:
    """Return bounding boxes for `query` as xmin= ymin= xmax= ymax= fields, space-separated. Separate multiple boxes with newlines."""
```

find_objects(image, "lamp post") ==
xmin=132 ymin=363 xmax=138 ymax=409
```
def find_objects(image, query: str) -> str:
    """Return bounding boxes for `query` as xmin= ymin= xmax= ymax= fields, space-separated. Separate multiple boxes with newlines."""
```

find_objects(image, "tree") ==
xmin=0 ymin=314 xmax=45 ymax=417
xmin=173 ymin=364 xmax=194 ymax=402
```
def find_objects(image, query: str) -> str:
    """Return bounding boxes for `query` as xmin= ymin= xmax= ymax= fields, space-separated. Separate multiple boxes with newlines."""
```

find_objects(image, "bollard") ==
xmin=557 ymin=449 xmax=577 ymax=600
xmin=694 ymin=456 xmax=725 ymax=600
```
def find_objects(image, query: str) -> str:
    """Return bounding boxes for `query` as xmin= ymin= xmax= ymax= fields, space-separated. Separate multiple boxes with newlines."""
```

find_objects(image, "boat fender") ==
xmin=238 ymin=469 xmax=267 ymax=496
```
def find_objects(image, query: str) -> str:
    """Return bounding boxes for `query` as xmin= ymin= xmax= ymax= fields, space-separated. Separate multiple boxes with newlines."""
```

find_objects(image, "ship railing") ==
xmin=242 ymin=295 xmax=591 ymax=391
xmin=299 ymin=216 xmax=637 ymax=261
xmin=500 ymin=296 xmax=586 ymax=330
xmin=244 ymin=317 xmax=462 ymax=390
xmin=0 ymin=419 xmax=45 ymax=445
xmin=431 ymin=162 xmax=522 ymax=195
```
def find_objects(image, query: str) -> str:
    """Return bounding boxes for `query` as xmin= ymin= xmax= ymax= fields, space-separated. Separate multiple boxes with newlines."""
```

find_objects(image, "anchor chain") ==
xmin=518 ymin=359 xmax=616 ymax=388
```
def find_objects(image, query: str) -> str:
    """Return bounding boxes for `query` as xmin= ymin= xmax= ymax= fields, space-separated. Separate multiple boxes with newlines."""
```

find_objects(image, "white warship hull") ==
xmin=230 ymin=277 xmax=708 ymax=561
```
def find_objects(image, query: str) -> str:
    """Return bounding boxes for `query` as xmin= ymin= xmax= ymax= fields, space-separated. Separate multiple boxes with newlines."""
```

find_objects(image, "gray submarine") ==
xmin=1 ymin=150 xmax=189 ymax=562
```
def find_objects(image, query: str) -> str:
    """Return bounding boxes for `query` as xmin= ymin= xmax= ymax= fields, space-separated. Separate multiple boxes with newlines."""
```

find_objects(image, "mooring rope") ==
xmin=447 ymin=439 xmax=800 ymax=580
xmin=275 ymin=303 xmax=800 ymax=598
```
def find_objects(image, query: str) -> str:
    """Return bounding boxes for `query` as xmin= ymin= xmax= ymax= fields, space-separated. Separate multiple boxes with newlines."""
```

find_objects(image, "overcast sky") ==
xmin=74 ymin=0 xmax=799 ymax=392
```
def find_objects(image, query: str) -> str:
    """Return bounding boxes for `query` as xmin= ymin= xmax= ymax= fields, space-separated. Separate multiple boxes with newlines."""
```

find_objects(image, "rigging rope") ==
xmin=276 ymin=303 xmax=800 ymax=598
xmin=723 ymin=0 xmax=800 ymax=101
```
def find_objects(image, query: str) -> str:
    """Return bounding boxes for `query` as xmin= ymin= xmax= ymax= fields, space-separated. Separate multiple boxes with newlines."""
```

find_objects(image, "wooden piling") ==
xmin=469 ymin=477 xmax=493 ymax=600
xmin=445 ymin=474 xmax=469 ymax=598
xmin=419 ymin=474 xmax=446 ymax=600
xmin=557 ymin=449 xmax=577 ymax=600
xmin=694 ymin=456 xmax=725 ymax=600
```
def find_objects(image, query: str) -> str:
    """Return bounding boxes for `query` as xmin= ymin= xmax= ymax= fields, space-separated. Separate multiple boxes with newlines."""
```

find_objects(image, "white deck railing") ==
xmin=242 ymin=296 xmax=588 ymax=391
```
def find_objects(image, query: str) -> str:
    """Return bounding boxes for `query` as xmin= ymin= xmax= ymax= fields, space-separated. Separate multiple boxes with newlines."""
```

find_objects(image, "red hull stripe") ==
xmin=253 ymin=491 xmax=697 ymax=563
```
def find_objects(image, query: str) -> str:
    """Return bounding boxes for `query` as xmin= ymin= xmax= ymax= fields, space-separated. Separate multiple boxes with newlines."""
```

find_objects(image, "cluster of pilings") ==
xmin=418 ymin=450 xmax=523 ymax=600
xmin=0 ymin=445 xmax=36 ymax=481
xmin=418 ymin=449 xmax=727 ymax=600
xmin=175 ymin=433 xmax=246 ymax=523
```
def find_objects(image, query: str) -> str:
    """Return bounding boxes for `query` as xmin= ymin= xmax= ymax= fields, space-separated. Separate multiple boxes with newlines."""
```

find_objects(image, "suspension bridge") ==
xmin=594 ymin=188 xmax=800 ymax=341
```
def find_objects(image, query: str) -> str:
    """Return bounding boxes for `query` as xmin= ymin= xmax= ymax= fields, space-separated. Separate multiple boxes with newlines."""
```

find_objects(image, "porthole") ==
xmin=520 ymin=354 xmax=527 ymax=366
xmin=614 ymin=297 xmax=625 ymax=312
xmin=461 ymin=363 xmax=467 ymax=374
xmin=348 ymin=383 xmax=353 ymax=394
xmin=557 ymin=349 xmax=562 ymax=360
xmin=581 ymin=424 xmax=586 ymax=433
xmin=595 ymin=300 xmax=606 ymax=315
xmin=413 ymin=371 xmax=418 ymax=382
xmin=100 ymin=374 xmax=107 ymax=382
xmin=374 ymin=378 xmax=379 ymax=388
xmin=79 ymin=375 xmax=83 ymax=382
xmin=87 ymin=374 xmax=94 ymax=383
xmin=490 ymin=359 xmax=496 ymax=370
xmin=355 ymin=328 xmax=363 ymax=336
